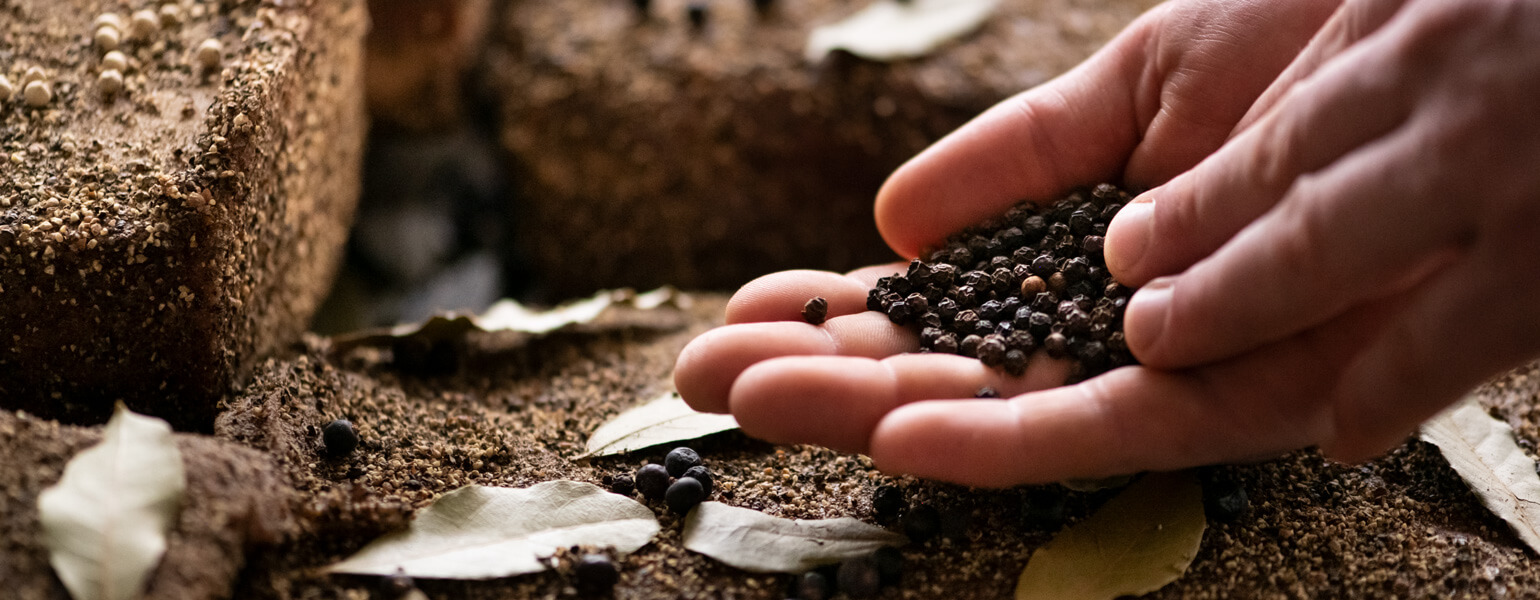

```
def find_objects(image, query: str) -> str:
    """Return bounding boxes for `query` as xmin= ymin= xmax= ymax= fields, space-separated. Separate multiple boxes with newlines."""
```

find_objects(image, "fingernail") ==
xmin=1105 ymin=197 xmax=1154 ymax=277
xmin=1124 ymin=276 xmax=1173 ymax=358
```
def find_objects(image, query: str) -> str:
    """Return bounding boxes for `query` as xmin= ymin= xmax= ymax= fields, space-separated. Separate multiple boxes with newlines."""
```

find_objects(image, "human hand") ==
xmin=1107 ymin=0 xmax=1540 ymax=462
xmin=675 ymin=0 xmax=1347 ymax=486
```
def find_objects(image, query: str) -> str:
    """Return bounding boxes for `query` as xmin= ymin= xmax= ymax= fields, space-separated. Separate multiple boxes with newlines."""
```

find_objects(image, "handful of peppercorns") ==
xmin=865 ymin=184 xmax=1138 ymax=382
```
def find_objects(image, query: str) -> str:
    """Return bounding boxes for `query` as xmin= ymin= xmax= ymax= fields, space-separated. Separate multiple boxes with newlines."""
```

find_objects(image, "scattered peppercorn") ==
xmin=98 ymin=70 xmax=124 ymax=98
xmin=196 ymin=38 xmax=223 ymax=70
xmin=23 ymin=81 xmax=51 ymax=108
xmin=128 ymin=9 xmax=159 ymax=41
xmin=380 ymin=570 xmax=416 ymax=598
xmin=102 ymin=50 xmax=128 ymax=73
xmin=872 ymin=546 xmax=904 ymax=586
xmin=665 ymin=446 xmax=702 ymax=477
xmin=801 ymin=296 xmax=829 ymax=325
xmin=636 ymin=464 xmax=671 ymax=502
xmin=322 ymin=419 xmax=359 ymax=457
xmin=610 ymin=473 xmax=636 ymax=497
xmin=871 ymin=485 xmax=906 ymax=523
xmin=837 ymin=555 xmax=883 ymax=598
xmin=681 ymin=465 xmax=714 ymax=497
xmin=573 ymin=554 xmax=620 ymax=595
xmin=666 ymin=477 xmax=706 ymax=514
xmin=1204 ymin=479 xmax=1250 ymax=523
xmin=687 ymin=2 xmax=708 ymax=28
xmin=793 ymin=570 xmax=832 ymax=600
xmin=902 ymin=504 xmax=941 ymax=543
xmin=869 ymin=185 xmax=1139 ymax=381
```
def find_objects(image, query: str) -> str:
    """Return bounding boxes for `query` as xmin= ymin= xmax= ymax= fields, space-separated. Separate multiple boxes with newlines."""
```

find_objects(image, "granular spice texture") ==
xmin=0 ymin=0 xmax=368 ymax=430
xmin=871 ymin=184 xmax=1136 ymax=380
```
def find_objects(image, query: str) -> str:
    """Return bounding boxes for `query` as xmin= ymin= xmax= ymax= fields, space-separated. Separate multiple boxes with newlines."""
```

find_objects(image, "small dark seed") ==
xmin=573 ymin=554 xmax=620 ymax=595
xmin=636 ymin=464 xmax=671 ymax=501
xmin=682 ymin=465 xmax=714 ymax=497
xmin=666 ymin=477 xmax=706 ymax=514
xmin=1020 ymin=275 xmax=1046 ymax=296
xmin=802 ymin=296 xmax=829 ymax=325
xmin=1003 ymin=349 xmax=1029 ymax=376
xmin=1044 ymin=333 xmax=1069 ymax=359
xmin=322 ymin=419 xmax=358 ymax=457
xmin=795 ymin=570 xmax=832 ymax=600
xmin=610 ymin=474 xmax=635 ymax=497
xmin=872 ymin=485 xmax=906 ymax=522
xmin=837 ymin=555 xmax=883 ymax=598
xmin=959 ymin=334 xmax=983 ymax=358
xmin=665 ymin=447 xmax=702 ymax=477
xmin=1030 ymin=254 xmax=1056 ymax=277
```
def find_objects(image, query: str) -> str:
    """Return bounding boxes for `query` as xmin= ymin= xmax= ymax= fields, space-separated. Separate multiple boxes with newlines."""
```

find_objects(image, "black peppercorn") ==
xmin=1044 ymin=333 xmax=1068 ymax=359
xmin=1003 ymin=349 xmax=1029 ymax=376
xmin=837 ymin=555 xmax=883 ymax=598
xmin=802 ymin=296 xmax=829 ymax=325
xmin=681 ymin=465 xmax=714 ymax=497
xmin=977 ymin=335 xmax=1007 ymax=367
xmin=610 ymin=474 xmax=635 ymax=497
xmin=1082 ymin=235 xmax=1105 ymax=256
xmin=322 ymin=419 xmax=358 ymax=457
xmin=666 ymin=477 xmax=706 ymax=514
xmin=574 ymin=554 xmax=620 ymax=595
xmin=872 ymin=485 xmax=906 ymax=522
xmin=795 ymin=571 xmax=832 ymax=600
xmin=932 ymin=333 xmax=958 ymax=354
xmin=903 ymin=504 xmax=941 ymax=543
xmin=1030 ymin=254 xmax=1056 ymax=277
xmin=636 ymin=464 xmax=671 ymax=502
xmin=665 ymin=447 xmax=702 ymax=477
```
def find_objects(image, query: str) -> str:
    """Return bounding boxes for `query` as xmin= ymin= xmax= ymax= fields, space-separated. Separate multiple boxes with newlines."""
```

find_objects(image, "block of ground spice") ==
xmin=485 ymin=0 xmax=1160 ymax=297
xmin=0 ymin=0 xmax=367 ymax=430
xmin=869 ymin=184 xmax=1136 ymax=381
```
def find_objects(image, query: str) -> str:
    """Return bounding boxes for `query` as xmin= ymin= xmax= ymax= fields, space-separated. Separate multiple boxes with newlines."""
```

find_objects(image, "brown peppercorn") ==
xmin=1020 ymin=275 xmax=1046 ymax=297
xmin=802 ymin=296 xmax=829 ymax=325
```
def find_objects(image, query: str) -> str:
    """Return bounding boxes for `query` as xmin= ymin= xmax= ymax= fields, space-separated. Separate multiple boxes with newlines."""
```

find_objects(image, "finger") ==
xmin=726 ymin=270 xmax=877 ymax=325
xmin=674 ymin=312 xmax=918 ymax=414
xmin=868 ymin=298 xmax=1397 ymax=486
xmin=729 ymin=353 xmax=1071 ymax=453
xmin=1122 ymin=111 xmax=1468 ymax=369
xmin=1326 ymin=246 xmax=1540 ymax=462
xmin=872 ymin=10 xmax=1156 ymax=258
xmin=1235 ymin=0 xmax=1405 ymax=134
xmin=1106 ymin=27 xmax=1418 ymax=287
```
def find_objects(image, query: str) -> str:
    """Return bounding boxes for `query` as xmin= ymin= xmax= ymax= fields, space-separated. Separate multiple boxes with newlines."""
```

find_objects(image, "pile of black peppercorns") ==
xmin=867 ymin=184 xmax=1139 ymax=381
xmin=623 ymin=446 xmax=716 ymax=515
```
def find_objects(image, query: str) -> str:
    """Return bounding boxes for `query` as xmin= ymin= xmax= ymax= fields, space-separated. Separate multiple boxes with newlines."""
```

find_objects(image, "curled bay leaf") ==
xmin=580 ymin=392 xmax=740 ymax=458
xmin=1015 ymin=471 xmax=1205 ymax=600
xmin=38 ymin=403 xmax=186 ymax=600
xmin=682 ymin=502 xmax=906 ymax=573
xmin=331 ymin=287 xmax=687 ymax=352
xmin=1420 ymin=398 xmax=1540 ymax=552
xmin=326 ymin=481 xmax=659 ymax=579
xmin=805 ymin=0 xmax=1000 ymax=63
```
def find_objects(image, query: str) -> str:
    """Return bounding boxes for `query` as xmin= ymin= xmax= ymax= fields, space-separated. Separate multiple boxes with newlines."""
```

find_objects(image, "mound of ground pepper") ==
xmin=868 ymin=184 xmax=1138 ymax=381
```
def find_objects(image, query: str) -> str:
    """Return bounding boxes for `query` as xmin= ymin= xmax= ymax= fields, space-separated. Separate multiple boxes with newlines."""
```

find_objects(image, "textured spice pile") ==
xmin=871 ymin=184 xmax=1136 ymax=381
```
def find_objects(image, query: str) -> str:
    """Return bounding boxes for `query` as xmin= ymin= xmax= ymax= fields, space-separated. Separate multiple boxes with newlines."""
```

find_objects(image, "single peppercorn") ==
xmin=802 ymin=296 xmax=829 ymax=324
xmin=573 ymin=554 xmax=620 ymax=595
xmin=610 ymin=474 xmax=635 ymax=497
xmin=872 ymin=485 xmax=906 ymax=522
xmin=636 ymin=464 xmax=671 ymax=501
xmin=794 ymin=570 xmax=832 ymax=600
xmin=837 ymin=555 xmax=883 ymax=598
xmin=665 ymin=447 xmax=702 ymax=477
xmin=322 ymin=419 xmax=358 ymax=457
xmin=681 ymin=465 xmax=714 ymax=497
xmin=903 ymin=504 xmax=941 ymax=543
xmin=666 ymin=477 xmax=706 ymax=514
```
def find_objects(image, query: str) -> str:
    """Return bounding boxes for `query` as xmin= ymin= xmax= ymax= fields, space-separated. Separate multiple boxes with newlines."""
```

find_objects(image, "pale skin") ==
xmin=674 ymin=0 xmax=1540 ymax=487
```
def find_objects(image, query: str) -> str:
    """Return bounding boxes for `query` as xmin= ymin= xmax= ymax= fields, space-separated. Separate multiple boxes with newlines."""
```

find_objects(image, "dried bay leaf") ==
xmin=805 ymin=0 xmax=1000 ymax=63
xmin=1420 ymin=398 xmax=1540 ymax=552
xmin=326 ymin=481 xmax=660 ymax=579
xmin=1015 ymin=471 xmax=1205 ymax=600
xmin=682 ymin=502 xmax=906 ymax=573
xmin=38 ymin=403 xmax=186 ymax=600
xmin=580 ymin=392 xmax=740 ymax=458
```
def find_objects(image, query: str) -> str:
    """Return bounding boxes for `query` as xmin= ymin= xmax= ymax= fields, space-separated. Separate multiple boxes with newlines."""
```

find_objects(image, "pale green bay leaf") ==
xmin=581 ymin=392 xmax=739 ymax=458
xmin=1420 ymin=398 xmax=1540 ymax=552
xmin=326 ymin=481 xmax=659 ymax=579
xmin=1016 ymin=471 xmax=1205 ymax=600
xmin=682 ymin=502 xmax=906 ymax=573
xmin=38 ymin=403 xmax=186 ymax=600
xmin=806 ymin=0 xmax=1000 ymax=63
